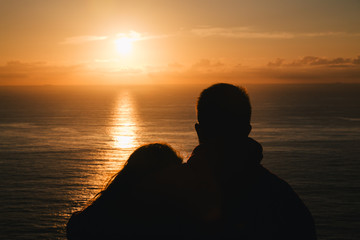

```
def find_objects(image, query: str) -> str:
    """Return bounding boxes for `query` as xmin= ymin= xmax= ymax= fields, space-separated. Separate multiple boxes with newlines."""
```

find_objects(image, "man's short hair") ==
xmin=197 ymin=83 xmax=251 ymax=129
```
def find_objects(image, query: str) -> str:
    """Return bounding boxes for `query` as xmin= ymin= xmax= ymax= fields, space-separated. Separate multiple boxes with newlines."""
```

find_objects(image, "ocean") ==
xmin=0 ymin=84 xmax=359 ymax=239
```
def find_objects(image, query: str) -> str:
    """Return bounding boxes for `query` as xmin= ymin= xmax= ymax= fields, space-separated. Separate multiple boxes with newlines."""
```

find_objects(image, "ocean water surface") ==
xmin=0 ymin=84 xmax=359 ymax=239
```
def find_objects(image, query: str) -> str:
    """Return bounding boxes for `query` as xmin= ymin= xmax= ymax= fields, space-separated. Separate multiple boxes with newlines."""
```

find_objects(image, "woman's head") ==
xmin=73 ymin=143 xmax=182 ymax=237
xmin=99 ymin=143 xmax=182 ymax=200
xmin=121 ymin=143 xmax=183 ymax=180
xmin=73 ymin=143 xmax=182 ymax=236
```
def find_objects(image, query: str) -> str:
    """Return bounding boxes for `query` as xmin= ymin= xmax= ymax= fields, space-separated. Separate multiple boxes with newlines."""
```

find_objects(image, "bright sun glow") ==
xmin=115 ymin=37 xmax=133 ymax=55
xmin=115 ymin=31 xmax=141 ymax=56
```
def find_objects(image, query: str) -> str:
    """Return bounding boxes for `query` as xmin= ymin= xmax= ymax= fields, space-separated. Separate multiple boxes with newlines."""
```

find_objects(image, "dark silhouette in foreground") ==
xmin=67 ymin=83 xmax=316 ymax=239
xmin=66 ymin=143 xmax=182 ymax=240
xmin=125 ymin=83 xmax=316 ymax=239
xmin=180 ymin=83 xmax=317 ymax=239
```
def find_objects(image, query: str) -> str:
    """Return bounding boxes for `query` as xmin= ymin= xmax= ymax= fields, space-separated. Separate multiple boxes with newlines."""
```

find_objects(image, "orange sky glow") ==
xmin=1 ymin=0 xmax=360 ymax=85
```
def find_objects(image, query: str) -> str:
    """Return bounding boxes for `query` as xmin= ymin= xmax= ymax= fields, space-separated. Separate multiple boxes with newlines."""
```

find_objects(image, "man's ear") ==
xmin=195 ymin=123 xmax=203 ymax=143
xmin=246 ymin=124 xmax=252 ymax=136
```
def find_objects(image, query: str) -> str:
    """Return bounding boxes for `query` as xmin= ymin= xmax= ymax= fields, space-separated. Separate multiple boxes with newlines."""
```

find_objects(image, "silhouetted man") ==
xmin=185 ymin=83 xmax=316 ymax=239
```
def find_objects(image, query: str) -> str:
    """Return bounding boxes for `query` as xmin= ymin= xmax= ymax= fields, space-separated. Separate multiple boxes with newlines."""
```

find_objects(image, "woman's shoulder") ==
xmin=66 ymin=210 xmax=87 ymax=239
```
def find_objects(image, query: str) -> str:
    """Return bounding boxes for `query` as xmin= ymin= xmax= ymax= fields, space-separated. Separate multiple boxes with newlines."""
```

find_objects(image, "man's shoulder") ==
xmin=252 ymin=166 xmax=307 ymax=207
xmin=257 ymin=166 xmax=295 ymax=192
xmin=256 ymin=166 xmax=315 ymax=223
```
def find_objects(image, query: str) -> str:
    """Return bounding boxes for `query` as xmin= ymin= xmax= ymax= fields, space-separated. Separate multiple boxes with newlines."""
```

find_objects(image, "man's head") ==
xmin=196 ymin=83 xmax=252 ymax=143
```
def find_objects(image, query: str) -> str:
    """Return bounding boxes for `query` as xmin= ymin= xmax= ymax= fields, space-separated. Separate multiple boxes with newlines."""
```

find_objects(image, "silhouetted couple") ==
xmin=67 ymin=83 xmax=317 ymax=239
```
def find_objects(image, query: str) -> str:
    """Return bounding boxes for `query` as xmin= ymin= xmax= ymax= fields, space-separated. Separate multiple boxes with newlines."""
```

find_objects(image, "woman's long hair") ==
xmin=85 ymin=143 xmax=182 ymax=211
xmin=67 ymin=143 xmax=182 ymax=239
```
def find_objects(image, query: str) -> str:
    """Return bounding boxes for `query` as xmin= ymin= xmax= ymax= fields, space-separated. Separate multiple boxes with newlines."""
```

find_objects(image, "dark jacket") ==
xmin=184 ymin=138 xmax=317 ymax=240
xmin=66 ymin=193 xmax=134 ymax=240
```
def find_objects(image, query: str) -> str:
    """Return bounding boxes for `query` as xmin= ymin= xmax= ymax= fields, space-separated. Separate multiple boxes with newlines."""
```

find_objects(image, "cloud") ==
xmin=60 ymin=35 xmax=108 ymax=44
xmin=354 ymin=56 xmax=360 ymax=65
xmin=191 ymin=27 xmax=360 ymax=39
xmin=191 ymin=59 xmax=225 ymax=71
xmin=0 ymin=73 xmax=27 ymax=79
xmin=2 ymin=56 xmax=360 ymax=86
xmin=116 ymin=31 xmax=142 ymax=40
xmin=258 ymin=66 xmax=360 ymax=83
xmin=192 ymin=27 xmax=294 ymax=39
xmin=106 ymin=66 xmax=143 ymax=75
xmin=267 ymin=58 xmax=285 ymax=67
xmin=116 ymin=30 xmax=171 ymax=42
xmin=168 ymin=62 xmax=184 ymax=69
xmin=94 ymin=59 xmax=119 ymax=63
xmin=0 ymin=61 xmax=84 ymax=85
xmin=147 ymin=57 xmax=360 ymax=84
xmin=60 ymin=30 xmax=171 ymax=46
xmin=0 ymin=61 xmax=149 ymax=85
xmin=260 ymin=56 xmax=360 ymax=83
xmin=268 ymin=56 xmax=360 ymax=67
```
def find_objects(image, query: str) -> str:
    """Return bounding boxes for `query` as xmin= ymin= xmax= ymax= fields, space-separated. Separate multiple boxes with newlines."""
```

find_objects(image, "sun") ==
xmin=114 ymin=31 xmax=142 ymax=56
xmin=115 ymin=37 xmax=133 ymax=55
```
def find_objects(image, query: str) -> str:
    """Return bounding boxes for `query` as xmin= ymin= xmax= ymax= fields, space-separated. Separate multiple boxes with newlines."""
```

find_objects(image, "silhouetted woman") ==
xmin=66 ymin=143 xmax=183 ymax=240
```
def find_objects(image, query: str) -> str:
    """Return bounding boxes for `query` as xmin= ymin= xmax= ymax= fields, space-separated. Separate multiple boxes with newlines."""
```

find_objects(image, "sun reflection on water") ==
xmin=100 ymin=90 xmax=140 ymax=178
xmin=70 ymin=91 xmax=140 ymax=213
xmin=111 ymin=91 xmax=138 ymax=151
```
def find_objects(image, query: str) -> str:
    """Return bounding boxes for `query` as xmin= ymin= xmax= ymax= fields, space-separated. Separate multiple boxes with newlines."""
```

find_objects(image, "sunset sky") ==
xmin=1 ymin=0 xmax=360 ymax=85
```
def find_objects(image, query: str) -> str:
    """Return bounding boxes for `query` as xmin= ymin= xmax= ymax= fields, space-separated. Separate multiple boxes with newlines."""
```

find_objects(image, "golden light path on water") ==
xmin=64 ymin=91 xmax=142 ymax=222
xmin=106 ymin=91 xmax=139 ymax=171
xmin=76 ymin=91 xmax=140 ymax=207
xmin=112 ymin=92 xmax=138 ymax=149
